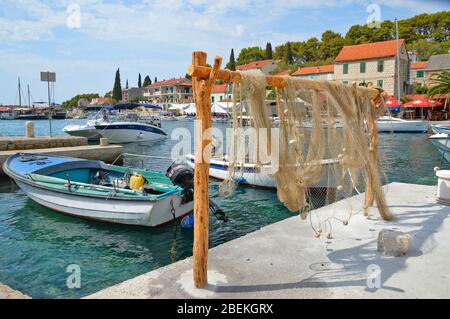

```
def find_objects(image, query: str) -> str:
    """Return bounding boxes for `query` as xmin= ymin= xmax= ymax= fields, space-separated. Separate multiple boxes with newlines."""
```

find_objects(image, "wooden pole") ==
xmin=187 ymin=64 xmax=381 ymax=99
xmin=192 ymin=52 xmax=222 ymax=288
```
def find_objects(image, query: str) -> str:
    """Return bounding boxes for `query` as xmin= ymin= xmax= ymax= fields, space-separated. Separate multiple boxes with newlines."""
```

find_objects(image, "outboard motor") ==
xmin=166 ymin=163 xmax=194 ymax=203
xmin=166 ymin=162 xmax=228 ymax=222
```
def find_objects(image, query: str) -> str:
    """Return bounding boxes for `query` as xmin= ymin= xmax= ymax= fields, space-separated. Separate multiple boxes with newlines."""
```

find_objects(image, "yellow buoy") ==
xmin=130 ymin=173 xmax=145 ymax=190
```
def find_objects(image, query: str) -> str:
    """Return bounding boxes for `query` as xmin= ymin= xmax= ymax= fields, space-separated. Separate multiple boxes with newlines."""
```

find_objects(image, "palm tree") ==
xmin=428 ymin=70 xmax=450 ymax=109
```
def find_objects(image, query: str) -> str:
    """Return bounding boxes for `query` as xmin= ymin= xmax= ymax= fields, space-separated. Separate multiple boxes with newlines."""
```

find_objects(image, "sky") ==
xmin=0 ymin=0 xmax=449 ymax=105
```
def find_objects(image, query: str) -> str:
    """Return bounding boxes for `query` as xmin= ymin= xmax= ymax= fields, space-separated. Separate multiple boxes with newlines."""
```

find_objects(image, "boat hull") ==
xmin=431 ymin=124 xmax=450 ymax=135
xmin=95 ymin=122 xmax=168 ymax=144
xmin=13 ymin=177 xmax=193 ymax=227
xmin=63 ymin=125 xmax=102 ymax=140
xmin=185 ymin=155 xmax=338 ymax=189
xmin=430 ymin=134 xmax=450 ymax=163
xmin=376 ymin=119 xmax=428 ymax=132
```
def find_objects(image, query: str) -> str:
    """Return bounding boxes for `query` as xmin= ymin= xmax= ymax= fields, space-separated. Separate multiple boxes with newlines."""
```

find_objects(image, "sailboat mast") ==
xmin=18 ymin=77 xmax=22 ymax=107
xmin=27 ymin=84 xmax=31 ymax=107
xmin=395 ymin=18 xmax=401 ymax=100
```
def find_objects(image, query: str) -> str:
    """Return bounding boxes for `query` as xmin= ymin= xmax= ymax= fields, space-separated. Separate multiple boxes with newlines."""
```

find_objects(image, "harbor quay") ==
xmin=87 ymin=183 xmax=450 ymax=299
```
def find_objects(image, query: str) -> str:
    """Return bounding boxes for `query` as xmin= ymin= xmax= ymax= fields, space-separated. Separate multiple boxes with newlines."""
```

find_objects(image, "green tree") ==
xmin=104 ymin=90 xmax=112 ymax=98
xmin=61 ymin=93 xmax=100 ymax=109
xmin=126 ymin=79 xmax=129 ymax=89
xmin=266 ymin=42 xmax=273 ymax=59
xmin=237 ymin=46 xmax=265 ymax=65
xmin=112 ymin=68 xmax=122 ymax=102
xmin=143 ymin=75 xmax=151 ymax=87
xmin=428 ymin=71 xmax=450 ymax=108
xmin=154 ymin=77 xmax=158 ymax=84
xmin=409 ymin=39 xmax=449 ymax=60
xmin=319 ymin=30 xmax=344 ymax=61
xmin=138 ymin=73 xmax=142 ymax=88
xmin=226 ymin=48 xmax=236 ymax=70
xmin=285 ymin=42 xmax=293 ymax=64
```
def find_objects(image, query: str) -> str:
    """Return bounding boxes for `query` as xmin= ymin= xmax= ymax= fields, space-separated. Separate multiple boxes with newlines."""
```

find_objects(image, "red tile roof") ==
xmin=236 ymin=59 xmax=275 ymax=71
xmin=274 ymin=69 xmax=291 ymax=76
xmin=411 ymin=61 xmax=428 ymax=69
xmin=147 ymin=78 xmax=192 ymax=88
xmin=211 ymin=84 xmax=229 ymax=93
xmin=335 ymin=39 xmax=405 ymax=62
xmin=291 ymin=64 xmax=334 ymax=76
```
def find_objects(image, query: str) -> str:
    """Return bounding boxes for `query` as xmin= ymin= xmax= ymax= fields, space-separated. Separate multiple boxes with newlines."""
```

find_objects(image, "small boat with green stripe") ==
xmin=3 ymin=153 xmax=194 ymax=227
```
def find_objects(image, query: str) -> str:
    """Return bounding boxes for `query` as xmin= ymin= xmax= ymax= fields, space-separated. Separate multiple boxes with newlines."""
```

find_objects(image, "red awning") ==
xmin=403 ymin=97 xmax=443 ymax=108
xmin=0 ymin=107 xmax=11 ymax=111
xmin=384 ymin=96 xmax=402 ymax=108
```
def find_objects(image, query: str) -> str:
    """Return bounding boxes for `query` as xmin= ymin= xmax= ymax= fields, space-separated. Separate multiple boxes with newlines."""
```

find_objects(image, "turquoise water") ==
xmin=0 ymin=119 xmax=444 ymax=298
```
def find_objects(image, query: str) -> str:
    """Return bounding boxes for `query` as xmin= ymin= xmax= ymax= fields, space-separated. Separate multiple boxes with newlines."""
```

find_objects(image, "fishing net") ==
xmin=220 ymin=70 xmax=392 ymax=227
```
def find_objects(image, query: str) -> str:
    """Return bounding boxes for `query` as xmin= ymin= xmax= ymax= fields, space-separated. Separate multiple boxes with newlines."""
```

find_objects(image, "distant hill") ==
xmin=230 ymin=11 xmax=450 ymax=73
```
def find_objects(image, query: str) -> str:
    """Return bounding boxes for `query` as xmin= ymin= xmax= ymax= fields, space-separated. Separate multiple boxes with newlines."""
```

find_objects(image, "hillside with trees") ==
xmin=227 ymin=11 xmax=449 ymax=73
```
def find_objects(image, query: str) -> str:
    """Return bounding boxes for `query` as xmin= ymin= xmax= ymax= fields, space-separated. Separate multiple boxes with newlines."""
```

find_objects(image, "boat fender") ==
xmin=181 ymin=214 xmax=194 ymax=230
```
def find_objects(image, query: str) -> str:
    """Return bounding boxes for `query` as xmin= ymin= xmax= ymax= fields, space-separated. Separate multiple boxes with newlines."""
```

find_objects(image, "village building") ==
xmin=410 ymin=61 xmax=428 ymax=87
xmin=236 ymin=60 xmax=278 ymax=74
xmin=121 ymin=88 xmax=143 ymax=102
xmin=142 ymin=78 xmax=193 ymax=107
xmin=334 ymin=39 xmax=410 ymax=97
xmin=273 ymin=69 xmax=292 ymax=76
xmin=424 ymin=53 xmax=450 ymax=87
xmin=291 ymin=65 xmax=334 ymax=80
xmin=211 ymin=84 xmax=233 ymax=103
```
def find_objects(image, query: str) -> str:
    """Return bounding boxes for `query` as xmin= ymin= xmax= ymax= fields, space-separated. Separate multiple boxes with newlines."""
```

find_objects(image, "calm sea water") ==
xmin=0 ymin=119 xmax=443 ymax=298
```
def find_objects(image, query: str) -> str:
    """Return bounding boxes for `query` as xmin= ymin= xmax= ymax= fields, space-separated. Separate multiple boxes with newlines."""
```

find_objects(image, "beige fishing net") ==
xmin=220 ymin=70 xmax=392 ymax=223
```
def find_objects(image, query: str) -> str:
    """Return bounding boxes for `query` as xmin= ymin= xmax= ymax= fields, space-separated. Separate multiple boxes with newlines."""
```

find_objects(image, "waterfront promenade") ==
xmin=87 ymin=182 xmax=450 ymax=299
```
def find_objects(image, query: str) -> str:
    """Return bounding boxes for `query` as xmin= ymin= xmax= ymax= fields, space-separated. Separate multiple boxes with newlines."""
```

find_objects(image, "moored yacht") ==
xmin=376 ymin=116 xmax=428 ymax=133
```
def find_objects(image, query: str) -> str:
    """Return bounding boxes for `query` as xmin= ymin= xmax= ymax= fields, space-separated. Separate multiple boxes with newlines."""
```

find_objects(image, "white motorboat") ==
xmin=3 ymin=153 xmax=195 ymax=227
xmin=376 ymin=116 xmax=428 ymax=133
xmin=431 ymin=124 xmax=450 ymax=135
xmin=430 ymin=133 xmax=450 ymax=163
xmin=185 ymin=154 xmax=339 ymax=189
xmin=95 ymin=113 xmax=167 ymax=144
xmin=63 ymin=119 xmax=105 ymax=140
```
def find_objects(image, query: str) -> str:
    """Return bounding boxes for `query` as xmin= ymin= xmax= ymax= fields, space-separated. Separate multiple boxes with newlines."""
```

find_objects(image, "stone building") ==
xmin=334 ymin=39 xmax=410 ymax=97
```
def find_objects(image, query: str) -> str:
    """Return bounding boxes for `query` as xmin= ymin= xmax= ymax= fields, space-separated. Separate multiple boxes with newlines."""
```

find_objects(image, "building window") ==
xmin=360 ymin=62 xmax=366 ymax=73
xmin=417 ymin=70 xmax=424 ymax=78
xmin=343 ymin=64 xmax=348 ymax=74
xmin=211 ymin=96 xmax=214 ymax=103
xmin=377 ymin=60 xmax=384 ymax=72
xmin=377 ymin=80 xmax=383 ymax=88
xmin=220 ymin=96 xmax=223 ymax=101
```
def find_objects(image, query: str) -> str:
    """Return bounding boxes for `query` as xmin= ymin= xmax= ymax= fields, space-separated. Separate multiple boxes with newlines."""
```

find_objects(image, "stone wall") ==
xmin=0 ymin=136 xmax=87 ymax=151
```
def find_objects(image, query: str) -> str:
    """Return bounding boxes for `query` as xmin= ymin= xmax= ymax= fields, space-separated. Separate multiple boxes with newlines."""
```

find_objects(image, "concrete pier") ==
xmin=87 ymin=182 xmax=450 ymax=299
xmin=0 ymin=283 xmax=30 ymax=299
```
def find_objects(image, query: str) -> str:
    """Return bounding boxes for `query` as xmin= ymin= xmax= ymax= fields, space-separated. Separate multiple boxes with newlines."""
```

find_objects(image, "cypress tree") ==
xmin=228 ymin=48 xmax=236 ymax=71
xmin=143 ymin=75 xmax=151 ymax=87
xmin=266 ymin=42 xmax=273 ymax=59
xmin=138 ymin=73 xmax=142 ymax=88
xmin=125 ymin=79 xmax=129 ymax=89
xmin=286 ymin=42 xmax=294 ymax=64
xmin=154 ymin=76 xmax=158 ymax=83
xmin=112 ymin=68 xmax=122 ymax=102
